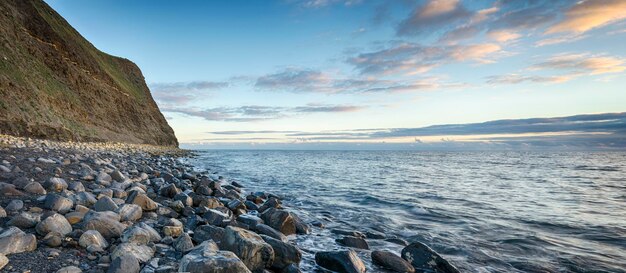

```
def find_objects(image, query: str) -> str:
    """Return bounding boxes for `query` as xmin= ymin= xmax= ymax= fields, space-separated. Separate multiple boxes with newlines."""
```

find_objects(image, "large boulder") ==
xmin=315 ymin=250 xmax=366 ymax=273
xmin=36 ymin=213 xmax=72 ymax=236
xmin=79 ymin=230 xmax=109 ymax=250
xmin=117 ymin=204 xmax=142 ymax=222
xmin=179 ymin=241 xmax=251 ymax=273
xmin=44 ymin=194 xmax=74 ymax=214
xmin=121 ymin=223 xmax=161 ymax=245
xmin=111 ymin=243 xmax=154 ymax=263
xmin=193 ymin=225 xmax=226 ymax=246
xmin=260 ymin=208 xmax=296 ymax=236
xmin=336 ymin=236 xmax=369 ymax=249
xmin=222 ymin=226 xmax=274 ymax=272
xmin=372 ymin=250 xmax=415 ymax=273
xmin=260 ymin=234 xmax=301 ymax=270
xmin=94 ymin=196 xmax=119 ymax=212
xmin=108 ymin=254 xmax=140 ymax=273
xmin=255 ymin=224 xmax=287 ymax=242
xmin=401 ymin=242 xmax=460 ymax=273
xmin=43 ymin=177 xmax=68 ymax=192
xmin=126 ymin=191 xmax=158 ymax=211
xmin=82 ymin=211 xmax=126 ymax=239
xmin=0 ymin=227 xmax=37 ymax=255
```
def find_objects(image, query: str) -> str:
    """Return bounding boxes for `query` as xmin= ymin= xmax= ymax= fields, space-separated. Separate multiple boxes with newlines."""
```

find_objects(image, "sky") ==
xmin=44 ymin=0 xmax=626 ymax=150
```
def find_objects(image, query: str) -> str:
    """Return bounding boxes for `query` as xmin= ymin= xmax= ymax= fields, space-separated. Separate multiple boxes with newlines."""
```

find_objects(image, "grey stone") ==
xmin=117 ymin=204 xmax=142 ymax=222
xmin=121 ymin=223 xmax=161 ymax=245
xmin=372 ymin=250 xmax=415 ymax=273
xmin=260 ymin=234 xmax=302 ymax=270
xmin=74 ymin=191 xmax=97 ymax=207
xmin=179 ymin=241 xmax=251 ymax=273
xmin=95 ymin=196 xmax=119 ymax=212
xmin=222 ymin=226 xmax=274 ymax=272
xmin=44 ymin=193 xmax=74 ymax=214
xmin=0 ymin=253 xmax=7 ymax=270
xmin=108 ymin=254 xmax=140 ymax=273
xmin=43 ymin=231 xmax=63 ymax=247
xmin=336 ymin=236 xmax=369 ymax=250
xmin=111 ymin=243 xmax=155 ymax=263
xmin=43 ymin=177 xmax=68 ymax=192
xmin=56 ymin=266 xmax=82 ymax=273
xmin=0 ymin=227 xmax=37 ymax=255
xmin=126 ymin=191 xmax=158 ymax=211
xmin=36 ymin=213 xmax=72 ymax=236
xmin=203 ymin=209 xmax=230 ymax=226
xmin=5 ymin=200 xmax=23 ymax=212
xmin=110 ymin=170 xmax=126 ymax=182
xmin=401 ymin=242 xmax=460 ymax=273
xmin=7 ymin=212 xmax=39 ymax=229
xmin=174 ymin=233 xmax=194 ymax=253
xmin=24 ymin=182 xmax=46 ymax=194
xmin=193 ymin=225 xmax=226 ymax=246
xmin=82 ymin=211 xmax=126 ymax=239
xmin=79 ymin=230 xmax=109 ymax=249
xmin=315 ymin=250 xmax=366 ymax=273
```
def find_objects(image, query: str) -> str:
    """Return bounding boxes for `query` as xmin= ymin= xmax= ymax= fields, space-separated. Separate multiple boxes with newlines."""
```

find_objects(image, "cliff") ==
xmin=0 ymin=0 xmax=178 ymax=147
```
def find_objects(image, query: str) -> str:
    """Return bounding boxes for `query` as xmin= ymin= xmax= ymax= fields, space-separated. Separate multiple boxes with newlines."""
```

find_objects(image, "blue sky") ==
xmin=45 ymin=0 xmax=626 ymax=149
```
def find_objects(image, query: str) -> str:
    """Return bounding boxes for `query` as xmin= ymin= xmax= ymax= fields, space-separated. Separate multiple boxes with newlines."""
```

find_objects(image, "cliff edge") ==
xmin=0 ymin=0 xmax=178 ymax=147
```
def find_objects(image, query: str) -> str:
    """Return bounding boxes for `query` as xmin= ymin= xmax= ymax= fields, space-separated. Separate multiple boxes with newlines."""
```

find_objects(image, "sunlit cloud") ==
xmin=397 ymin=0 xmax=471 ymax=36
xmin=487 ymin=30 xmax=521 ymax=42
xmin=532 ymin=53 xmax=626 ymax=75
xmin=150 ymin=81 xmax=228 ymax=105
xmin=547 ymin=0 xmax=626 ymax=34
xmin=486 ymin=74 xmax=573 ymax=84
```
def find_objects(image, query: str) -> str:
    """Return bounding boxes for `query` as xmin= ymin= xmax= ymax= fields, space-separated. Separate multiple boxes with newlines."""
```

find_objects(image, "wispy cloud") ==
xmin=150 ymin=81 xmax=229 ymax=105
xmin=486 ymin=74 xmax=573 ymax=84
xmin=397 ymin=0 xmax=471 ymax=37
xmin=290 ymin=0 xmax=362 ymax=8
xmin=348 ymin=42 xmax=501 ymax=75
xmin=254 ymin=67 xmax=464 ymax=93
xmin=162 ymin=103 xmax=366 ymax=122
xmin=547 ymin=0 xmax=626 ymax=34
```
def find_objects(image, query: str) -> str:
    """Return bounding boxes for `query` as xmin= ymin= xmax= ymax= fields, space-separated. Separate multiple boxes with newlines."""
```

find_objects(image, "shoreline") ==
xmin=0 ymin=135 xmax=457 ymax=273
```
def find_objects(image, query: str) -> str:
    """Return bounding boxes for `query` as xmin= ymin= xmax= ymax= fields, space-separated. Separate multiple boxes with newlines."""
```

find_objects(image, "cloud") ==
xmin=547 ymin=0 xmax=626 ymax=34
xmin=293 ymin=0 xmax=362 ymax=8
xmin=532 ymin=53 xmax=626 ymax=75
xmin=162 ymin=103 xmax=366 ymax=122
xmin=486 ymin=74 xmax=573 ymax=84
xmin=348 ymin=42 xmax=501 ymax=75
xmin=397 ymin=0 xmax=471 ymax=36
xmin=487 ymin=30 xmax=521 ymax=42
xmin=150 ymin=81 xmax=229 ymax=105
xmin=209 ymin=130 xmax=302 ymax=135
xmin=254 ymin=67 xmax=464 ymax=93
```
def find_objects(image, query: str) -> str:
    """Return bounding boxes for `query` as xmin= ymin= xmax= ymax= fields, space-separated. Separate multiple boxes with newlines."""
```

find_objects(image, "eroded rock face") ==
xmin=179 ymin=241 xmax=251 ymax=273
xmin=401 ymin=242 xmax=460 ymax=273
xmin=222 ymin=226 xmax=274 ymax=272
xmin=0 ymin=227 xmax=37 ymax=255
xmin=315 ymin=250 xmax=366 ymax=273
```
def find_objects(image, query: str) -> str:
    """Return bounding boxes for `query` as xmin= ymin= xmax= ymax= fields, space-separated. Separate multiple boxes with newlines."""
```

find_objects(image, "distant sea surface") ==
xmin=189 ymin=150 xmax=626 ymax=273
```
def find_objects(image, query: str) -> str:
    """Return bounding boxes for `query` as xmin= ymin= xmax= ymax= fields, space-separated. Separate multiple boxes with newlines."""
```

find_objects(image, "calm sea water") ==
xmin=188 ymin=151 xmax=626 ymax=273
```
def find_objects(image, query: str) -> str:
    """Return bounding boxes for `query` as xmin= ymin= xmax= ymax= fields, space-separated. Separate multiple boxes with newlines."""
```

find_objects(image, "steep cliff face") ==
xmin=0 ymin=0 xmax=178 ymax=146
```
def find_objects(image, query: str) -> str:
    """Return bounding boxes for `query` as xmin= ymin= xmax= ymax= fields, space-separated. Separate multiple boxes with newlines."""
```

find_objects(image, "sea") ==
xmin=188 ymin=150 xmax=626 ymax=273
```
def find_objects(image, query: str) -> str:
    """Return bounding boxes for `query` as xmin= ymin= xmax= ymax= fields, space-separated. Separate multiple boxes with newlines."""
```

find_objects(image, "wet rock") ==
xmin=117 ymin=204 xmax=142 ymax=222
xmin=95 ymin=196 xmax=119 ymax=212
xmin=0 ymin=227 xmax=37 ymax=254
xmin=261 ymin=208 xmax=296 ymax=236
xmin=290 ymin=213 xmax=311 ymax=235
xmin=244 ymin=201 xmax=259 ymax=211
xmin=203 ymin=209 xmax=231 ymax=226
xmin=6 ymin=200 xmax=23 ymax=212
xmin=365 ymin=230 xmax=386 ymax=239
xmin=82 ymin=211 xmax=126 ymax=239
xmin=56 ymin=266 xmax=82 ymax=273
xmin=401 ymin=242 xmax=460 ymax=273
xmin=109 ymin=254 xmax=140 ymax=273
xmin=193 ymin=225 xmax=226 ymax=246
xmin=332 ymin=229 xmax=365 ymax=238
xmin=260 ymin=234 xmax=301 ymax=270
xmin=111 ymin=243 xmax=155 ymax=263
xmin=179 ymin=241 xmax=251 ymax=273
xmin=7 ymin=212 xmax=39 ymax=228
xmin=258 ymin=197 xmax=281 ymax=213
xmin=237 ymin=214 xmax=263 ymax=229
xmin=315 ymin=249 xmax=366 ymax=273
xmin=43 ymin=231 xmax=63 ymax=247
xmin=282 ymin=264 xmax=303 ymax=273
xmin=44 ymin=193 xmax=74 ymax=214
xmin=222 ymin=226 xmax=274 ymax=272
xmin=36 ymin=213 xmax=72 ymax=236
xmin=159 ymin=184 xmax=180 ymax=198
xmin=255 ymin=224 xmax=287 ymax=242
xmin=372 ymin=250 xmax=415 ymax=273
xmin=386 ymin=237 xmax=409 ymax=246
xmin=24 ymin=181 xmax=46 ymax=194
xmin=44 ymin=177 xmax=68 ymax=192
xmin=126 ymin=191 xmax=158 ymax=211
xmin=174 ymin=233 xmax=194 ymax=253
xmin=80 ymin=230 xmax=109 ymax=249
xmin=336 ymin=236 xmax=369 ymax=249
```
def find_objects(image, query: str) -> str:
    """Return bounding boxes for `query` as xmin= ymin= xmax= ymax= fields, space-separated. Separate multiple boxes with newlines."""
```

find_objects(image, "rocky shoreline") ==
xmin=0 ymin=135 xmax=459 ymax=273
